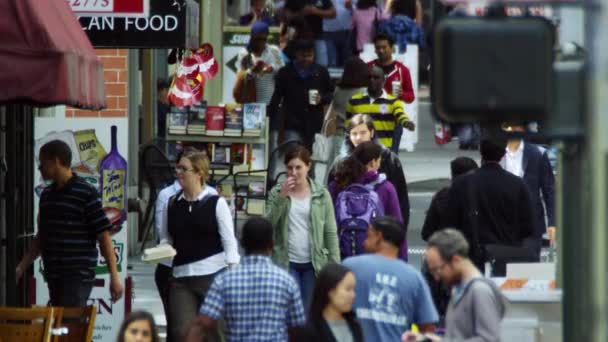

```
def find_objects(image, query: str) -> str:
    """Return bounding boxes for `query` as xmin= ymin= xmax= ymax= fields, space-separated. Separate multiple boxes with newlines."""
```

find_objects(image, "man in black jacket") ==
xmin=422 ymin=156 xmax=479 ymax=242
xmin=501 ymin=124 xmax=556 ymax=260
xmin=268 ymin=39 xmax=334 ymax=150
xmin=446 ymin=138 xmax=535 ymax=270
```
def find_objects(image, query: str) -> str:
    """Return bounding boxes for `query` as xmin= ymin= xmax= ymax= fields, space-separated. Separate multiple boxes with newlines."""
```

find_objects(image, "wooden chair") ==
xmin=53 ymin=306 xmax=97 ymax=342
xmin=0 ymin=306 xmax=55 ymax=342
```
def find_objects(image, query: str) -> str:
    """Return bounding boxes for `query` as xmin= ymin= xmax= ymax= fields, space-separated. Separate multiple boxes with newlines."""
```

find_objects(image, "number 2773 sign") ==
xmin=68 ymin=0 xmax=149 ymax=17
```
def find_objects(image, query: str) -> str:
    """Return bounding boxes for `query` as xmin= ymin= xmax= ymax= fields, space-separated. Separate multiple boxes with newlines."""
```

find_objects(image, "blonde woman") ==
xmin=159 ymin=151 xmax=240 ymax=341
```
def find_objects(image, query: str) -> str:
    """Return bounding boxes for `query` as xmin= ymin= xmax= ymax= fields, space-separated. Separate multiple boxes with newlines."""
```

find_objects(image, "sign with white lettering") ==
xmin=69 ymin=0 xmax=149 ymax=17
xmin=77 ymin=0 xmax=199 ymax=48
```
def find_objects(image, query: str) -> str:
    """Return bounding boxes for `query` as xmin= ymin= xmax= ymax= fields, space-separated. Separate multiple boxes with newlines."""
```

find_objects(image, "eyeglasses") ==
xmin=175 ymin=165 xmax=194 ymax=173
xmin=428 ymin=263 xmax=447 ymax=277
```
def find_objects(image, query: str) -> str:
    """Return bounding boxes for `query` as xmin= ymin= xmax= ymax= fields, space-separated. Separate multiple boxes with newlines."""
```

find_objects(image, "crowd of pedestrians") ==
xmin=232 ymin=0 xmax=426 ymax=68
xmin=16 ymin=3 xmax=560 ymax=342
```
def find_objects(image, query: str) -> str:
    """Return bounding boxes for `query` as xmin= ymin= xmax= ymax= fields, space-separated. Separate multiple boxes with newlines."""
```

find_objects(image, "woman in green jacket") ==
xmin=266 ymin=144 xmax=340 ymax=311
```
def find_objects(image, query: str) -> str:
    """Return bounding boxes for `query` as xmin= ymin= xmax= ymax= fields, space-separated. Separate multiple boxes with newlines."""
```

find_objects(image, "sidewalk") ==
xmin=129 ymin=258 xmax=167 ymax=340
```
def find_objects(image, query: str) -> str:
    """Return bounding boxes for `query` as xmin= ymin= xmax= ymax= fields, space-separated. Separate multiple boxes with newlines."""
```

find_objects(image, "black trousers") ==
xmin=47 ymin=277 xmax=93 ymax=307
xmin=155 ymin=264 xmax=173 ymax=341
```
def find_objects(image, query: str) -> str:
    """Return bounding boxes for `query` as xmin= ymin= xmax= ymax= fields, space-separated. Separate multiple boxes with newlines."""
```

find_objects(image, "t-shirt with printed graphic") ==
xmin=343 ymin=254 xmax=438 ymax=341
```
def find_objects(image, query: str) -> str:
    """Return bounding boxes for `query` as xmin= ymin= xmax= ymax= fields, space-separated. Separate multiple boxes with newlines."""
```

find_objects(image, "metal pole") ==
xmin=563 ymin=0 xmax=608 ymax=341
xmin=200 ymin=0 xmax=224 ymax=105
xmin=127 ymin=49 xmax=141 ymax=256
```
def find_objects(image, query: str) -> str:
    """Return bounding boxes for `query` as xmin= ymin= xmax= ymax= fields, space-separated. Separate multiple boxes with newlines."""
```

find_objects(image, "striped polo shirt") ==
xmin=345 ymin=90 xmax=410 ymax=149
xmin=39 ymin=175 xmax=111 ymax=281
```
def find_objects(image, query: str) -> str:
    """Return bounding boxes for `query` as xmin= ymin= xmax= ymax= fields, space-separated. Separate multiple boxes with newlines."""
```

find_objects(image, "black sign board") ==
xmin=78 ymin=0 xmax=199 ymax=48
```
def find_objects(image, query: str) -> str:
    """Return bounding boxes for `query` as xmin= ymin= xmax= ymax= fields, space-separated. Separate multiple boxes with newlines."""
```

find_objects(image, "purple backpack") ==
xmin=335 ymin=182 xmax=385 ymax=258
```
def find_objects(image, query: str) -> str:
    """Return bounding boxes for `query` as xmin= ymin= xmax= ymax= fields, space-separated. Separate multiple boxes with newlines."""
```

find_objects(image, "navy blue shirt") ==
xmin=39 ymin=175 xmax=111 ymax=281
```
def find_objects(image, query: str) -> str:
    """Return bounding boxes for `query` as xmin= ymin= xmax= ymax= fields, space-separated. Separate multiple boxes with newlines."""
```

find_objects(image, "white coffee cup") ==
xmin=309 ymin=89 xmax=319 ymax=105
xmin=392 ymin=81 xmax=401 ymax=96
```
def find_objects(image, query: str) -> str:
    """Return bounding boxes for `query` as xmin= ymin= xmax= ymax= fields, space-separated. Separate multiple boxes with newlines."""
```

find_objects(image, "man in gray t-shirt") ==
xmin=343 ymin=217 xmax=438 ymax=342
xmin=404 ymin=229 xmax=506 ymax=342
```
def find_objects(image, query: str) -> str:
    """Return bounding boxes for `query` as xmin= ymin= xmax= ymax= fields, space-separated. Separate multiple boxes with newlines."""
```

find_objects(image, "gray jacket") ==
xmin=444 ymin=278 xmax=506 ymax=342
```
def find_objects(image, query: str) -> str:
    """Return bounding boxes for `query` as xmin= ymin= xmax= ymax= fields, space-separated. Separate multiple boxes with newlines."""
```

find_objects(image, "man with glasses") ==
xmin=403 ymin=229 xmax=506 ymax=342
xmin=16 ymin=140 xmax=123 ymax=307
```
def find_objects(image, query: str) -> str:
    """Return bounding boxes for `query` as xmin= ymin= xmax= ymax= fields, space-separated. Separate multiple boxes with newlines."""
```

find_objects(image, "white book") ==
xmin=142 ymin=244 xmax=176 ymax=264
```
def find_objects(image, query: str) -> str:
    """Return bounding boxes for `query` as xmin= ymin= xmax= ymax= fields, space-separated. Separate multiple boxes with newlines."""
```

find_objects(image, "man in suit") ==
xmin=446 ymin=138 xmax=535 ymax=271
xmin=502 ymin=124 xmax=556 ymax=260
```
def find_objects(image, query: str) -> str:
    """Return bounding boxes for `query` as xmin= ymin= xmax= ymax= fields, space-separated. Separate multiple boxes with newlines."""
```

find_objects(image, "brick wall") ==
xmin=65 ymin=49 xmax=129 ymax=118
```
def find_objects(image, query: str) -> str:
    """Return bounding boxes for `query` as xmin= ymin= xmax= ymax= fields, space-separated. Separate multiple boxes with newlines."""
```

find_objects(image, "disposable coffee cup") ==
xmin=309 ymin=89 xmax=319 ymax=105
xmin=392 ymin=81 xmax=401 ymax=96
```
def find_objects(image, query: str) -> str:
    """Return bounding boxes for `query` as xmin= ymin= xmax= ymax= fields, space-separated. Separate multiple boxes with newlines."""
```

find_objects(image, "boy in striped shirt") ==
xmin=345 ymin=65 xmax=415 ymax=150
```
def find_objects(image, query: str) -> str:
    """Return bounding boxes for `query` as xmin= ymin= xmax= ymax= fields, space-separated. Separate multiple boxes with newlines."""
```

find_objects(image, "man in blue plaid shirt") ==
xmin=186 ymin=217 xmax=306 ymax=341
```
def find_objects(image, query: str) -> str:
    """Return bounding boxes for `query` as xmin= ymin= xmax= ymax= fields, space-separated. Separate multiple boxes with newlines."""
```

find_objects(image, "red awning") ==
xmin=0 ymin=0 xmax=106 ymax=110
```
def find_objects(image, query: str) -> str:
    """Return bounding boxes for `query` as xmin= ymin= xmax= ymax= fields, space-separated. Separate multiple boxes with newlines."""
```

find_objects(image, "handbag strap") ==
xmin=321 ymin=89 xmax=339 ymax=136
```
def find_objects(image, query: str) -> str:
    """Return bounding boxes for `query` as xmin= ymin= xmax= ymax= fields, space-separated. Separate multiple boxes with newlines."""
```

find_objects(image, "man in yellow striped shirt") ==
xmin=345 ymin=65 xmax=415 ymax=149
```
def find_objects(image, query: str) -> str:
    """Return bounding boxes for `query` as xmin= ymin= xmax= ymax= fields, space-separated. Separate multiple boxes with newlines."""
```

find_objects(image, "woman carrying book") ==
xmin=159 ymin=151 xmax=240 ymax=342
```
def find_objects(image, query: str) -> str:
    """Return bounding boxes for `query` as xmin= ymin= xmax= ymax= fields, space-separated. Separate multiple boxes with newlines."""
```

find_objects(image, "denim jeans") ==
xmin=47 ymin=278 xmax=93 ymax=307
xmin=289 ymin=262 xmax=316 ymax=312
xmin=322 ymin=30 xmax=351 ymax=67
xmin=391 ymin=125 xmax=404 ymax=153
xmin=155 ymin=264 xmax=173 ymax=341
xmin=314 ymin=39 xmax=329 ymax=67
xmin=456 ymin=123 xmax=480 ymax=146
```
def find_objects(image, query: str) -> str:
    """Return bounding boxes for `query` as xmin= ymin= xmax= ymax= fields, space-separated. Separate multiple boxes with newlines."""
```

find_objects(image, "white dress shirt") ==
xmin=504 ymin=140 xmax=525 ymax=178
xmin=159 ymin=185 xmax=240 ymax=278
xmin=154 ymin=181 xmax=182 ymax=267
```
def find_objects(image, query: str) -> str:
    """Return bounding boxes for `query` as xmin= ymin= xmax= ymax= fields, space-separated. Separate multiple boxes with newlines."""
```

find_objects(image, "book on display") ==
xmin=206 ymin=105 xmax=225 ymax=136
xmin=224 ymin=104 xmax=243 ymax=136
xmin=187 ymin=102 xmax=207 ymax=135
xmin=243 ymin=103 xmax=265 ymax=136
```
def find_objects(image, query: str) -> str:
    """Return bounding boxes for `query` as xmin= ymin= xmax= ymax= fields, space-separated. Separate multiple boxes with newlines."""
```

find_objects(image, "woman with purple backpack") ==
xmin=328 ymin=114 xmax=410 ymax=260
xmin=330 ymin=141 xmax=403 ymax=259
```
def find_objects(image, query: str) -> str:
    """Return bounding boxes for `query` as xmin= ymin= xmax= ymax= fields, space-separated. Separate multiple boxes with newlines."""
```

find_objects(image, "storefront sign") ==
xmin=78 ymin=0 xmax=199 ymax=48
xmin=69 ymin=0 xmax=149 ymax=17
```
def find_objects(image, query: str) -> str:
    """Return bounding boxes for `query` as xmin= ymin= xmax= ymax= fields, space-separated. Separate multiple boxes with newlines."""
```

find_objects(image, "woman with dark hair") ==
xmin=295 ymin=264 xmax=363 ymax=342
xmin=266 ymin=144 xmax=340 ymax=311
xmin=117 ymin=311 xmax=159 ymax=342
xmin=330 ymin=141 xmax=402 ymax=258
xmin=328 ymin=114 xmax=410 ymax=259
xmin=331 ymin=141 xmax=403 ymax=221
